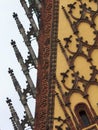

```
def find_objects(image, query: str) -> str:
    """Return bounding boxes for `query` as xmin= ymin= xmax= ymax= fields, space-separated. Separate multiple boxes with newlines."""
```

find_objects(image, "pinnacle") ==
xmin=8 ymin=68 xmax=14 ymax=75
xmin=13 ymin=12 xmax=18 ymax=19
xmin=11 ymin=40 xmax=16 ymax=47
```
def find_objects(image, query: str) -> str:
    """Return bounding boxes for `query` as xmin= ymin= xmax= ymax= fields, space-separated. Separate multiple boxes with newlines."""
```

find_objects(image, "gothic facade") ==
xmin=7 ymin=0 xmax=98 ymax=130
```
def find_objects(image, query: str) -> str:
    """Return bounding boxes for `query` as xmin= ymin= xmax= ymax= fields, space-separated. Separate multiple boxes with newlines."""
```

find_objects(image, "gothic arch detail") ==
xmin=74 ymin=103 xmax=93 ymax=128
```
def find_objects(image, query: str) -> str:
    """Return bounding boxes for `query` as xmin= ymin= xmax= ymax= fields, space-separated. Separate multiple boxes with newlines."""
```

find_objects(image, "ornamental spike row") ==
xmin=8 ymin=68 xmax=34 ymax=129
xmin=12 ymin=14 xmax=38 ymax=69
xmin=10 ymin=40 xmax=36 ymax=99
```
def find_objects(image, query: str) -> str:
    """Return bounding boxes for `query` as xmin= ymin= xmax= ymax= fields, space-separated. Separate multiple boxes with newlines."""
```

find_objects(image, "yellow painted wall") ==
xmin=53 ymin=0 xmax=98 ymax=129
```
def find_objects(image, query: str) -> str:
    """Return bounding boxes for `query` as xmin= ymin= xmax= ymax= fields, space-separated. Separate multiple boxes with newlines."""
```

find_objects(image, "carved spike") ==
xmin=6 ymin=98 xmax=23 ymax=130
xmin=13 ymin=12 xmax=18 ymax=19
xmin=13 ymin=13 xmax=27 ymax=37
xmin=8 ymin=68 xmax=22 ymax=92
xmin=8 ymin=68 xmax=14 ymax=76
xmin=11 ymin=40 xmax=23 ymax=62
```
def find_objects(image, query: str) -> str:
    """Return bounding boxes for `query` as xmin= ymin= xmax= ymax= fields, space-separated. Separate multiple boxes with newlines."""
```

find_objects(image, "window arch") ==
xmin=75 ymin=103 xmax=93 ymax=128
xmin=79 ymin=110 xmax=90 ymax=126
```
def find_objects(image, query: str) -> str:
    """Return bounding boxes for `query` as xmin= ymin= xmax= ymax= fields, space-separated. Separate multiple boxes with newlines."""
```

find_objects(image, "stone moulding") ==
xmin=34 ymin=0 xmax=59 ymax=130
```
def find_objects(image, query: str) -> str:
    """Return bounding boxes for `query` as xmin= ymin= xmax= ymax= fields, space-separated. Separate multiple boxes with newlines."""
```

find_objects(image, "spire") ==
xmin=11 ymin=40 xmax=36 ymax=98
xmin=13 ymin=13 xmax=38 ymax=68
xmin=6 ymin=98 xmax=23 ymax=130
xmin=13 ymin=6 xmax=38 ymax=37
xmin=8 ymin=68 xmax=22 ymax=93
xmin=8 ymin=68 xmax=35 ymax=129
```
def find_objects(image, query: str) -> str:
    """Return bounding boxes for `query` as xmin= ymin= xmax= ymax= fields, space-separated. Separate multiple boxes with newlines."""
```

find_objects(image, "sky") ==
xmin=0 ymin=1 xmax=37 ymax=130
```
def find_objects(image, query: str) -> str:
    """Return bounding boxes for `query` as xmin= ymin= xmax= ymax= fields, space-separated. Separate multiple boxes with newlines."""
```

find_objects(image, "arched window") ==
xmin=75 ymin=103 xmax=93 ymax=128
xmin=79 ymin=110 xmax=90 ymax=126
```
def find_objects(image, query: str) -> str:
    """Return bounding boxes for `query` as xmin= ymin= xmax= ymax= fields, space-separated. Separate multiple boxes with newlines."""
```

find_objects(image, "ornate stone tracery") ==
xmin=6 ymin=0 xmax=98 ymax=130
xmin=53 ymin=0 xmax=98 ymax=130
